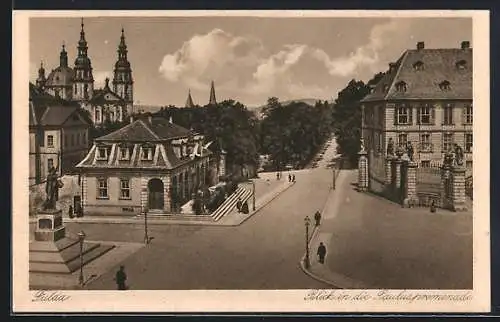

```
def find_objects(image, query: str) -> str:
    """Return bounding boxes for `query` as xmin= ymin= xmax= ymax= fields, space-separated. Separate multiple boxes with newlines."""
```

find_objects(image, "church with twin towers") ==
xmin=35 ymin=18 xmax=134 ymax=126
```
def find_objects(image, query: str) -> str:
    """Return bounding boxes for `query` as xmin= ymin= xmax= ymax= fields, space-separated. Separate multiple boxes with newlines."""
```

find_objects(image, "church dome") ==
xmin=74 ymin=55 xmax=92 ymax=68
xmin=114 ymin=59 xmax=131 ymax=69
xmin=45 ymin=66 xmax=74 ymax=87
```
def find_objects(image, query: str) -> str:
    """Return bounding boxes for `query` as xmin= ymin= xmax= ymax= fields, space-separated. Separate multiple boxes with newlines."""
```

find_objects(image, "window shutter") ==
xmin=408 ymin=105 xmax=413 ymax=124
xmin=431 ymin=105 xmax=436 ymax=125
xmin=416 ymin=106 xmax=421 ymax=125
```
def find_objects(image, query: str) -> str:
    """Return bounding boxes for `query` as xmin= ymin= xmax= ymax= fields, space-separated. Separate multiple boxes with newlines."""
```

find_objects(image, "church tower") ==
xmin=73 ymin=18 xmax=94 ymax=101
xmin=185 ymin=89 xmax=195 ymax=108
xmin=112 ymin=27 xmax=134 ymax=109
xmin=36 ymin=61 xmax=46 ymax=89
xmin=208 ymin=80 xmax=217 ymax=105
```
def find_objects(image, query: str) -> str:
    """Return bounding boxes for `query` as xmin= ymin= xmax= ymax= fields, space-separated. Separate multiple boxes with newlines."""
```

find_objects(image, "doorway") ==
xmin=148 ymin=178 xmax=164 ymax=210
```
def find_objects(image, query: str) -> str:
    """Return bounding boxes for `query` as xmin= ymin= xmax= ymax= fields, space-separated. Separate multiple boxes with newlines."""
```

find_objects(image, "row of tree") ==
xmin=88 ymin=73 xmax=387 ymax=174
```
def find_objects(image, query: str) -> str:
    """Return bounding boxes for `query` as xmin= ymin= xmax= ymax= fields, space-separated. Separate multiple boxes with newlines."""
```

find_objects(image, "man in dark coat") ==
xmin=317 ymin=242 xmax=327 ymax=264
xmin=236 ymin=198 xmax=243 ymax=213
xmin=314 ymin=211 xmax=321 ymax=226
xmin=115 ymin=265 xmax=127 ymax=290
xmin=241 ymin=201 xmax=249 ymax=214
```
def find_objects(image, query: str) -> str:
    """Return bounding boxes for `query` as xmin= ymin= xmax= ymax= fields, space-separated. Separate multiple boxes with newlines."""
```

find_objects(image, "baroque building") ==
xmin=76 ymin=114 xmax=219 ymax=216
xmin=360 ymin=41 xmax=473 ymax=168
xmin=35 ymin=19 xmax=134 ymax=126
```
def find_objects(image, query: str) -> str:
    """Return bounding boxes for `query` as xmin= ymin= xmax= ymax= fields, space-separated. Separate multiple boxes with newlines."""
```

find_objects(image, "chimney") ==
xmin=417 ymin=41 xmax=425 ymax=50
xmin=389 ymin=62 xmax=397 ymax=72
xmin=129 ymin=115 xmax=134 ymax=124
xmin=461 ymin=41 xmax=470 ymax=49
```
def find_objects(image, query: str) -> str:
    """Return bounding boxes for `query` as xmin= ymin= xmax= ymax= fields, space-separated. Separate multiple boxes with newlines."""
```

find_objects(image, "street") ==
xmin=78 ymin=167 xmax=333 ymax=289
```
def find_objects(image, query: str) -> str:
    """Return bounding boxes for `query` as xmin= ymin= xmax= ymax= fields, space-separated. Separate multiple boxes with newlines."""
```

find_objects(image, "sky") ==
xmin=29 ymin=16 xmax=472 ymax=107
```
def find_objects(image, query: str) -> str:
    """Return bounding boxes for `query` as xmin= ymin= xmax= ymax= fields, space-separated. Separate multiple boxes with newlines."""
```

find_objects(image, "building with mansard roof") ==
xmin=360 ymin=41 xmax=473 ymax=168
xmin=76 ymin=114 xmax=220 ymax=216
xmin=35 ymin=19 xmax=134 ymax=126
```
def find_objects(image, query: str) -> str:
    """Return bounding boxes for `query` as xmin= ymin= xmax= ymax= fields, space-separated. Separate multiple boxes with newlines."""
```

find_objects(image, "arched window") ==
xmin=439 ymin=80 xmax=451 ymax=91
xmin=456 ymin=60 xmax=467 ymax=70
xmin=413 ymin=61 xmax=424 ymax=71
xmin=395 ymin=81 xmax=407 ymax=92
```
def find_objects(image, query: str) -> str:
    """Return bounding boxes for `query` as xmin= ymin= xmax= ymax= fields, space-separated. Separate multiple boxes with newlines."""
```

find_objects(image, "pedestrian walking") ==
xmin=430 ymin=200 xmax=436 ymax=213
xmin=276 ymin=172 xmax=280 ymax=180
xmin=292 ymin=174 xmax=296 ymax=182
xmin=68 ymin=205 xmax=74 ymax=219
xmin=236 ymin=197 xmax=243 ymax=213
xmin=317 ymin=242 xmax=327 ymax=264
xmin=288 ymin=173 xmax=292 ymax=182
xmin=115 ymin=265 xmax=127 ymax=290
xmin=314 ymin=211 xmax=321 ymax=226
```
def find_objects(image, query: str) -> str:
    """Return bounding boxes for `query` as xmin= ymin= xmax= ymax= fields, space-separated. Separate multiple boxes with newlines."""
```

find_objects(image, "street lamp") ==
xmin=332 ymin=160 xmax=336 ymax=190
xmin=304 ymin=216 xmax=311 ymax=269
xmin=252 ymin=180 xmax=256 ymax=211
xmin=144 ymin=206 xmax=149 ymax=244
xmin=77 ymin=230 xmax=86 ymax=286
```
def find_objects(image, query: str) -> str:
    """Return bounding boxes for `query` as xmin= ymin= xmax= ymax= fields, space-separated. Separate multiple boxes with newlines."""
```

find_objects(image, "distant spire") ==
xmin=209 ymin=80 xmax=217 ymax=105
xmin=59 ymin=42 xmax=68 ymax=67
xmin=185 ymin=89 xmax=195 ymax=107
xmin=36 ymin=61 xmax=46 ymax=89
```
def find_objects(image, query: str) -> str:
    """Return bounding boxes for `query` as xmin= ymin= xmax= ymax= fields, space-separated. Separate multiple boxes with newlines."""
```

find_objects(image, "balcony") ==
xmin=417 ymin=142 xmax=434 ymax=153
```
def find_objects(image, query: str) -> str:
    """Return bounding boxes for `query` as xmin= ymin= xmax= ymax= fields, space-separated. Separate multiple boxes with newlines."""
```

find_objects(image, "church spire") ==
xmin=185 ymin=89 xmax=195 ymax=108
xmin=209 ymin=80 xmax=217 ymax=105
xmin=73 ymin=18 xmax=94 ymax=101
xmin=59 ymin=43 xmax=68 ymax=67
xmin=36 ymin=61 xmax=46 ymax=89
xmin=113 ymin=27 xmax=134 ymax=105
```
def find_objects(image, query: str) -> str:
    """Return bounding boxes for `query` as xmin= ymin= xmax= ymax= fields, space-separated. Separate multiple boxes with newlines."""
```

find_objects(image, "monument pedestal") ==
xmin=29 ymin=208 xmax=115 ymax=275
xmin=34 ymin=209 xmax=66 ymax=242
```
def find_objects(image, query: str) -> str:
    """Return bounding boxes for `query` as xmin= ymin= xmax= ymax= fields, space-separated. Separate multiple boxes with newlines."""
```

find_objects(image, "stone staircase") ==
xmin=212 ymin=186 xmax=253 ymax=222
xmin=29 ymin=237 xmax=115 ymax=274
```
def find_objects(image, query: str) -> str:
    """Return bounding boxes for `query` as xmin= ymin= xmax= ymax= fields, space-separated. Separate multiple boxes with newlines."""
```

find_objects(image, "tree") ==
xmin=331 ymin=72 xmax=385 ymax=165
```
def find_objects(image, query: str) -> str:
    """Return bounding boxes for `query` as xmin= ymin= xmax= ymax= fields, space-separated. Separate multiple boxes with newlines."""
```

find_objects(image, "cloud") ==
xmin=159 ymin=28 xmax=264 ymax=91
xmin=158 ymin=20 xmax=410 ymax=104
xmin=93 ymin=71 xmax=113 ymax=89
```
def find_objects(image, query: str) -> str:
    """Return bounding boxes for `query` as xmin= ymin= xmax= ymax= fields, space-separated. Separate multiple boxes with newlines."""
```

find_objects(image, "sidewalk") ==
xmin=30 ymin=240 xmax=144 ymax=290
xmin=28 ymin=178 xmax=294 ymax=227
xmin=301 ymin=170 xmax=473 ymax=289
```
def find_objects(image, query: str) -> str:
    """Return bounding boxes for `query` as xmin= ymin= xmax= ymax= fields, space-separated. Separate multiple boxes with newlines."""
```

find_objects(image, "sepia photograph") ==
xmin=12 ymin=10 xmax=490 ymax=313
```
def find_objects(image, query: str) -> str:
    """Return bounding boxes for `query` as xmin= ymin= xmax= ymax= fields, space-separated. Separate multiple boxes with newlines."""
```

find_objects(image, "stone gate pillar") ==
xmin=403 ymin=161 xmax=418 ymax=207
xmin=358 ymin=149 xmax=368 ymax=191
xmin=451 ymin=166 xmax=468 ymax=211
xmin=440 ymin=165 xmax=452 ymax=210
xmin=385 ymin=156 xmax=393 ymax=186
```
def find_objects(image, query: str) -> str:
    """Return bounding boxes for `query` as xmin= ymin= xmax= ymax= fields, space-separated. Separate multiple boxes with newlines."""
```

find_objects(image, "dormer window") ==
xmin=456 ymin=60 xmax=467 ymax=70
xmin=395 ymin=81 xmax=407 ymax=92
xmin=141 ymin=146 xmax=153 ymax=161
xmin=439 ymin=80 xmax=451 ymax=91
xmin=119 ymin=146 xmax=130 ymax=160
xmin=96 ymin=146 xmax=109 ymax=160
xmin=413 ymin=61 xmax=424 ymax=71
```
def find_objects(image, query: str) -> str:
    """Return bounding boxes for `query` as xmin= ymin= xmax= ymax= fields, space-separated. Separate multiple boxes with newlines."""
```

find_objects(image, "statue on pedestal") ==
xmin=454 ymin=144 xmax=464 ymax=166
xmin=359 ymin=138 xmax=366 ymax=153
xmin=42 ymin=166 xmax=64 ymax=211
xmin=386 ymin=138 xmax=394 ymax=157
xmin=406 ymin=142 xmax=414 ymax=162
xmin=443 ymin=148 xmax=454 ymax=168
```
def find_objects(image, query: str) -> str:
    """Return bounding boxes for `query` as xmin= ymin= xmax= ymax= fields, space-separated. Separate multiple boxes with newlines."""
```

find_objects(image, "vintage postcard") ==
xmin=12 ymin=10 xmax=490 ymax=313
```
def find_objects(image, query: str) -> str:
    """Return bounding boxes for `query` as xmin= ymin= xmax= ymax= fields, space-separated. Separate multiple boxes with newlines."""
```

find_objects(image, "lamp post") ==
xmin=304 ymin=216 xmax=311 ymax=269
xmin=144 ymin=206 xmax=149 ymax=244
xmin=77 ymin=230 xmax=86 ymax=286
xmin=252 ymin=180 xmax=256 ymax=211
xmin=332 ymin=161 xmax=336 ymax=190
